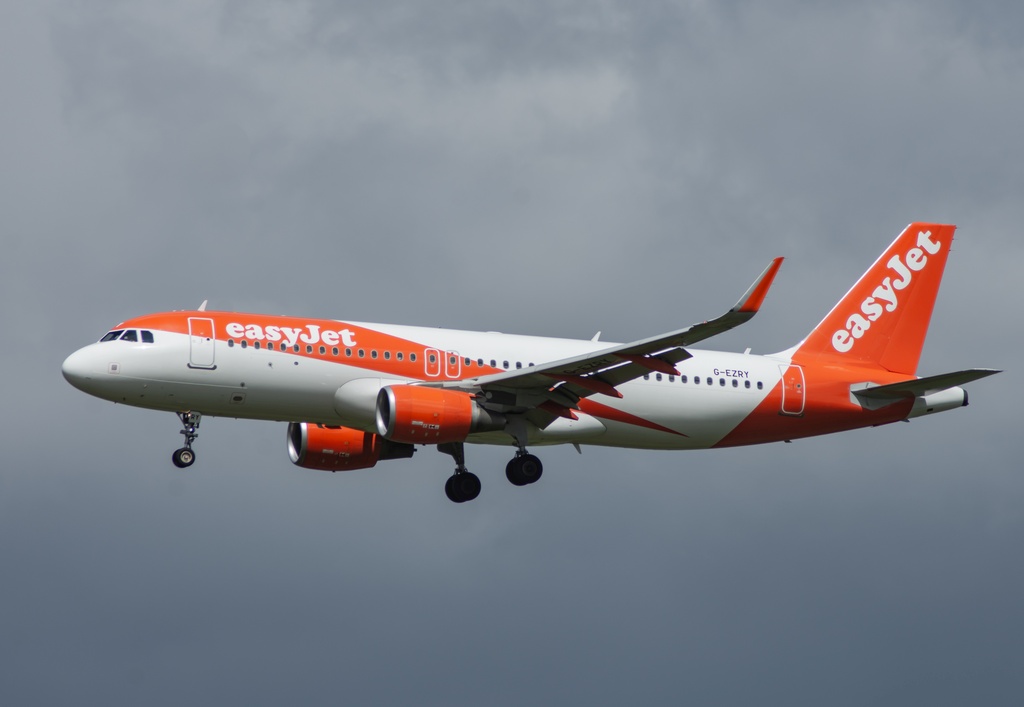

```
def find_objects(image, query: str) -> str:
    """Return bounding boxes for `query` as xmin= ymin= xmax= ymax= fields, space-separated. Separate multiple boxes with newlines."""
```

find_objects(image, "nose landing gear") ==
xmin=172 ymin=411 xmax=202 ymax=468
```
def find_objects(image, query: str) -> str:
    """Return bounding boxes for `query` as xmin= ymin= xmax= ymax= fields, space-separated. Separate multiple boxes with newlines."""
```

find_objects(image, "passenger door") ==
xmin=188 ymin=317 xmax=216 ymax=369
xmin=779 ymin=364 xmax=805 ymax=416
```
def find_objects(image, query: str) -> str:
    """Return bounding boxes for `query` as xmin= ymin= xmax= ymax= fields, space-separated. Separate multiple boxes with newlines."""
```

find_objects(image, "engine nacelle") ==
xmin=375 ymin=385 xmax=505 ymax=444
xmin=287 ymin=422 xmax=414 ymax=471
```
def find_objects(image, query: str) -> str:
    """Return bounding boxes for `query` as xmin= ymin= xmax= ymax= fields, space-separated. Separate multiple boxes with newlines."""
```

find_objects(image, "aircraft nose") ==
xmin=62 ymin=347 xmax=98 ymax=391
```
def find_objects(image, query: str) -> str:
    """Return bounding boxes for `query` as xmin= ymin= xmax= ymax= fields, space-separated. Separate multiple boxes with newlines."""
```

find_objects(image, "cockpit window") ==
xmin=100 ymin=329 xmax=154 ymax=343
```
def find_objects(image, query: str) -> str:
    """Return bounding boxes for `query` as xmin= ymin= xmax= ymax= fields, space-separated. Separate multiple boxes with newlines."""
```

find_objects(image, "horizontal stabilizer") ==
xmin=853 ymin=368 xmax=1001 ymax=400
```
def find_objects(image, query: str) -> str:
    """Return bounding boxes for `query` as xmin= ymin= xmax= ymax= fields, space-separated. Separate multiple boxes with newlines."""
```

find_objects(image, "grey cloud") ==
xmin=1 ymin=1 xmax=1021 ymax=705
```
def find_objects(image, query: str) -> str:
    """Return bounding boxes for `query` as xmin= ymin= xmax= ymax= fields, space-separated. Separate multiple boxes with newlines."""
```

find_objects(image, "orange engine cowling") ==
xmin=375 ymin=385 xmax=504 ymax=444
xmin=287 ymin=422 xmax=414 ymax=471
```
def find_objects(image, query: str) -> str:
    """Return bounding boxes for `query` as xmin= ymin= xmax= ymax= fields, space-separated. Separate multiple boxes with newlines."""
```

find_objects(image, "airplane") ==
xmin=62 ymin=223 xmax=999 ymax=503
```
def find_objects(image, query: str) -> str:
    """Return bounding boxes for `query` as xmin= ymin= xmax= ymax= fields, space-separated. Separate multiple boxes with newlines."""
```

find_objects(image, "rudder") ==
xmin=794 ymin=223 xmax=956 ymax=375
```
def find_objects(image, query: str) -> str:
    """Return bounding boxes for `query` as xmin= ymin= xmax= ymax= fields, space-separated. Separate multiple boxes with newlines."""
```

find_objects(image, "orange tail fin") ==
xmin=794 ymin=223 xmax=956 ymax=375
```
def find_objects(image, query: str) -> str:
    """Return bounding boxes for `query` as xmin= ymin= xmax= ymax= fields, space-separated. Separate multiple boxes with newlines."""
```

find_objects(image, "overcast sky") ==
xmin=2 ymin=1 xmax=1021 ymax=704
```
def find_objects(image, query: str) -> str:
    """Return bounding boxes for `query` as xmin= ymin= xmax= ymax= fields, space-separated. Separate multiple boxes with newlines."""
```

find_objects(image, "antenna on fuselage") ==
xmin=198 ymin=300 xmax=208 ymax=312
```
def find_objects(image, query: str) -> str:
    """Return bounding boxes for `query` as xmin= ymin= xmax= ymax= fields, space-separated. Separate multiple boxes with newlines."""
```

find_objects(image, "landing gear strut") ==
xmin=438 ymin=442 xmax=481 ymax=503
xmin=504 ymin=417 xmax=543 ymax=488
xmin=436 ymin=422 xmax=545 ymax=502
xmin=172 ymin=411 xmax=201 ymax=468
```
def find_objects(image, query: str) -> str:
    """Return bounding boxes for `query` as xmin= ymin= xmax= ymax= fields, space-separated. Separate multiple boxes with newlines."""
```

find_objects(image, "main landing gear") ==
xmin=437 ymin=442 xmax=544 ymax=503
xmin=171 ymin=411 xmax=201 ymax=468
xmin=506 ymin=452 xmax=543 ymax=487
xmin=439 ymin=442 xmax=481 ymax=503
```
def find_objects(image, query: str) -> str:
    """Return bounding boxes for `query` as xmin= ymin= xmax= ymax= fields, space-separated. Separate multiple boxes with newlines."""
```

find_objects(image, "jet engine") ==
xmin=287 ymin=422 xmax=414 ymax=471
xmin=375 ymin=385 xmax=504 ymax=444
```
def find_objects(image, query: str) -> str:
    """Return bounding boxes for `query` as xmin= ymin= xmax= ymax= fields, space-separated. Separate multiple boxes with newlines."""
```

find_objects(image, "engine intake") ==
xmin=287 ymin=422 xmax=414 ymax=471
xmin=375 ymin=385 xmax=504 ymax=444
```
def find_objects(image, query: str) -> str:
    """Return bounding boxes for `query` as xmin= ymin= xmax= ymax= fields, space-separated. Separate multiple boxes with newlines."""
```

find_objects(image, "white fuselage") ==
xmin=62 ymin=320 xmax=787 ymax=450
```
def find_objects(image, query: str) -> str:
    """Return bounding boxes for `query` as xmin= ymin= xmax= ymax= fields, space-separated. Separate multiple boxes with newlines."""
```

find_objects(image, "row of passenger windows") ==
xmin=100 ymin=329 xmax=155 ymax=343
xmin=225 ymin=339 xmax=535 ymax=369
xmin=211 ymin=338 xmax=770 ymax=391
xmin=472 ymin=358 xmax=535 ymax=369
xmin=643 ymin=372 xmax=764 ymax=390
xmin=224 ymin=338 xmax=762 ymax=390
xmin=227 ymin=339 xmax=420 ymax=360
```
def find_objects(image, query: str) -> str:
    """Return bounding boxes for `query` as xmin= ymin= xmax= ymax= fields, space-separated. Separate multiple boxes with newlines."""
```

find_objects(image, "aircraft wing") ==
xmin=428 ymin=257 xmax=784 ymax=420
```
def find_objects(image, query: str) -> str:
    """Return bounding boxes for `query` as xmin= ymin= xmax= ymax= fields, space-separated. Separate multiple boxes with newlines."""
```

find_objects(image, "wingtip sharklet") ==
xmin=732 ymin=257 xmax=784 ymax=314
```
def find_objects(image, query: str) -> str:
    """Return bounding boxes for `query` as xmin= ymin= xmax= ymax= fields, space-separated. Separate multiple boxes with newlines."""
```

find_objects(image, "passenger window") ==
xmin=694 ymin=376 xmax=700 ymax=384
xmin=241 ymin=340 xmax=248 ymax=349
xmin=397 ymin=352 xmax=404 ymax=361
xmin=319 ymin=346 xmax=326 ymax=355
xmin=121 ymin=330 xmax=138 ymax=342
xmin=503 ymin=361 xmax=509 ymax=369
xmin=757 ymin=381 xmax=764 ymax=390
xmin=719 ymin=378 xmax=725 ymax=386
xmin=745 ymin=380 xmax=751 ymax=388
xmin=656 ymin=373 xmax=663 ymax=381
xmin=293 ymin=345 xmax=300 ymax=353
xmin=333 ymin=347 xmax=339 ymax=356
xmin=668 ymin=375 xmax=675 ymax=382
xmin=254 ymin=341 xmax=261 ymax=350
xmin=706 ymin=377 xmax=712 ymax=385
xmin=465 ymin=357 xmax=471 ymax=366
xmin=228 ymin=339 xmax=235 ymax=347
xmin=429 ymin=353 xmax=436 ymax=364
xmin=516 ymin=362 xmax=522 ymax=369
xmin=410 ymin=353 xmax=417 ymax=362
xmin=267 ymin=342 xmax=275 ymax=351
xmin=100 ymin=330 xmax=123 ymax=342
xmin=141 ymin=330 xmax=154 ymax=343
xmin=477 ymin=358 xmax=484 ymax=366
xmin=306 ymin=345 xmax=313 ymax=354
xmin=490 ymin=359 xmax=497 ymax=368
xmin=732 ymin=379 xmax=738 ymax=387
xmin=681 ymin=375 xmax=688 ymax=383
xmin=345 ymin=348 xmax=352 ymax=357
xmin=384 ymin=351 xmax=391 ymax=360
xmin=644 ymin=374 xmax=650 ymax=380
xmin=358 ymin=349 xmax=365 ymax=358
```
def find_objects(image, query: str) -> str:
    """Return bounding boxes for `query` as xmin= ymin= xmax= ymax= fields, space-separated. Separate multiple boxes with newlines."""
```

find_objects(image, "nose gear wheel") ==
xmin=172 ymin=411 xmax=202 ymax=468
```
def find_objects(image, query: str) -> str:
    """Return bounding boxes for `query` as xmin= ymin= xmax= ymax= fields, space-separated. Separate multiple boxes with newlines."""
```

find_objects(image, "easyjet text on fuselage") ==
xmin=225 ymin=322 xmax=358 ymax=349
